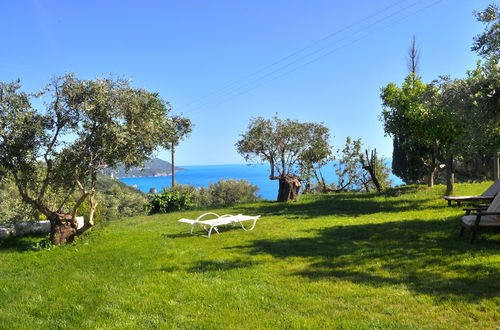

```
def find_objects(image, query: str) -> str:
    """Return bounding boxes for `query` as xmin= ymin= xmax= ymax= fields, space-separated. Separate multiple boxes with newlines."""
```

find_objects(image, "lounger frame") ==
xmin=178 ymin=213 xmax=260 ymax=238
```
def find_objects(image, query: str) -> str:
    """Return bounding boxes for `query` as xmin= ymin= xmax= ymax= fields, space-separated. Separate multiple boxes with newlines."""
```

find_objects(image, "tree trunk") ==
xmin=427 ymin=168 xmax=435 ymax=188
xmin=428 ymin=142 xmax=438 ymax=188
xmin=171 ymin=142 xmax=175 ymax=187
xmin=494 ymin=155 xmax=500 ymax=180
xmin=48 ymin=212 xmax=78 ymax=245
xmin=276 ymin=175 xmax=301 ymax=202
xmin=312 ymin=169 xmax=330 ymax=193
xmin=361 ymin=149 xmax=382 ymax=192
xmin=445 ymin=154 xmax=454 ymax=195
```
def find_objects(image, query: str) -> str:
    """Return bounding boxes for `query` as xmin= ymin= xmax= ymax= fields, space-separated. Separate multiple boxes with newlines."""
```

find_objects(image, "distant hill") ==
xmin=106 ymin=158 xmax=186 ymax=178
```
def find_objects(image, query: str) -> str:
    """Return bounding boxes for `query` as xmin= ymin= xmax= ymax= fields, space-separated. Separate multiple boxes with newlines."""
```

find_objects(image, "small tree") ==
xmin=298 ymin=131 xmax=333 ymax=194
xmin=236 ymin=116 xmax=331 ymax=202
xmin=165 ymin=115 xmax=192 ymax=187
xmin=0 ymin=74 xmax=180 ymax=245
xmin=332 ymin=137 xmax=363 ymax=192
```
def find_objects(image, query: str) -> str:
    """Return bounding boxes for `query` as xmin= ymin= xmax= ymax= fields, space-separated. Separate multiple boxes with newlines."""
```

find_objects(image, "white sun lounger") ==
xmin=178 ymin=213 xmax=260 ymax=238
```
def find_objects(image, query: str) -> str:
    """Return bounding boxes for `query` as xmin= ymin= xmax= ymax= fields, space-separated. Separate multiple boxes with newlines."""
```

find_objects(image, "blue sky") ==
xmin=0 ymin=0 xmax=492 ymax=165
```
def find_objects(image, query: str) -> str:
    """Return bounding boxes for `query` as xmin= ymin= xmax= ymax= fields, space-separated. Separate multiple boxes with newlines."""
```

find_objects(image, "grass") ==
xmin=0 ymin=182 xmax=499 ymax=329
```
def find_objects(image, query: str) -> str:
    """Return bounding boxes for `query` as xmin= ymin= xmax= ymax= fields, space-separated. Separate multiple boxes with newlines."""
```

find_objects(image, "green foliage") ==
xmin=200 ymin=179 xmax=260 ymax=207
xmin=164 ymin=115 xmax=193 ymax=148
xmin=236 ymin=116 xmax=331 ymax=179
xmin=92 ymin=177 xmax=148 ymax=222
xmin=327 ymin=138 xmax=393 ymax=193
xmin=333 ymin=137 xmax=363 ymax=192
xmin=148 ymin=180 xmax=261 ymax=213
xmin=380 ymin=74 xmax=438 ymax=184
xmin=148 ymin=190 xmax=195 ymax=214
xmin=0 ymin=179 xmax=37 ymax=225
xmin=472 ymin=3 xmax=499 ymax=62
xmin=0 ymin=175 xmax=146 ymax=225
xmin=30 ymin=235 xmax=54 ymax=251
xmin=373 ymin=156 xmax=393 ymax=190
xmin=381 ymin=7 xmax=500 ymax=186
xmin=391 ymin=136 xmax=428 ymax=183
xmin=0 ymin=74 xmax=187 ymax=239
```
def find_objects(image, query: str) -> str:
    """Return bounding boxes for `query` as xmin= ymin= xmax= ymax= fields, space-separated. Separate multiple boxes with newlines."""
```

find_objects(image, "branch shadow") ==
xmin=0 ymin=234 xmax=47 ymax=253
xmin=228 ymin=217 xmax=500 ymax=302
xmin=236 ymin=193 xmax=443 ymax=219
xmin=186 ymin=259 xmax=258 ymax=274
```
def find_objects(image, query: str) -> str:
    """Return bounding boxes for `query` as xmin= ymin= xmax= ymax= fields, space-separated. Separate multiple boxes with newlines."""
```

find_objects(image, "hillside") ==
xmin=0 ymin=182 xmax=498 ymax=328
xmin=107 ymin=158 xmax=186 ymax=178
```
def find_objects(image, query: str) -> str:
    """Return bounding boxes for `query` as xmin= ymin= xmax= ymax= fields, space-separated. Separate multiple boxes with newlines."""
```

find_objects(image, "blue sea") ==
xmin=119 ymin=163 xmax=403 ymax=200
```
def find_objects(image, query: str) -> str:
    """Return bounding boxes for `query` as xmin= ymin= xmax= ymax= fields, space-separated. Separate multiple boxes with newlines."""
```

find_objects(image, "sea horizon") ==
xmin=119 ymin=163 xmax=404 ymax=200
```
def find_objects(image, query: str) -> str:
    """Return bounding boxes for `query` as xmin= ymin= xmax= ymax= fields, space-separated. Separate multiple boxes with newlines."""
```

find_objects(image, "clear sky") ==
xmin=0 ymin=0 xmax=492 ymax=165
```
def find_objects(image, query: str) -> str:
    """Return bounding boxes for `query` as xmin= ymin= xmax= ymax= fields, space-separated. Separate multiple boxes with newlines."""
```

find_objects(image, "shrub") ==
xmin=147 ymin=179 xmax=261 ymax=214
xmin=204 ymin=179 xmax=260 ymax=207
xmin=95 ymin=184 xmax=148 ymax=222
xmin=148 ymin=190 xmax=196 ymax=214
xmin=0 ymin=175 xmax=148 ymax=225
xmin=0 ymin=180 xmax=37 ymax=225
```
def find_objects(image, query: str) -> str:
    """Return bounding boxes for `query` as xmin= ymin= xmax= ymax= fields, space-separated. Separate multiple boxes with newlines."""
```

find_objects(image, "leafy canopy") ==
xmin=236 ymin=116 xmax=331 ymax=179
xmin=0 ymin=74 xmax=180 ymax=219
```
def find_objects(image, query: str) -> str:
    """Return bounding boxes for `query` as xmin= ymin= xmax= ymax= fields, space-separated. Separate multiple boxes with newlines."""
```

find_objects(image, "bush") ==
xmin=148 ymin=190 xmax=196 ymax=214
xmin=0 ymin=175 xmax=148 ymax=225
xmin=147 ymin=179 xmax=261 ymax=214
xmin=203 ymin=179 xmax=260 ymax=207
xmin=95 ymin=183 xmax=148 ymax=222
xmin=0 ymin=180 xmax=37 ymax=225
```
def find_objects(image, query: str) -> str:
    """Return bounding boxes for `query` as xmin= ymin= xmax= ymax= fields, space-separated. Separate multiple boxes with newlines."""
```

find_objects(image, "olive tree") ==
xmin=333 ymin=137 xmax=363 ymax=192
xmin=0 ymin=74 xmax=180 ymax=245
xmin=236 ymin=116 xmax=331 ymax=202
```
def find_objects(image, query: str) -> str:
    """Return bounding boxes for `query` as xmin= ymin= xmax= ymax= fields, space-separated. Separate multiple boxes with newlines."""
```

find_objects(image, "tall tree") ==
xmin=380 ymin=74 xmax=438 ymax=186
xmin=0 ymin=74 xmax=180 ymax=245
xmin=472 ymin=3 xmax=500 ymax=179
xmin=383 ymin=36 xmax=432 ymax=185
xmin=472 ymin=3 xmax=500 ymax=62
xmin=236 ymin=116 xmax=331 ymax=202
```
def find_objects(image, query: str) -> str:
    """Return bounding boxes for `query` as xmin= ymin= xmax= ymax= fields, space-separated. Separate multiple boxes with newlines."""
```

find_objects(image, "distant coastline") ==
xmin=115 ymin=169 xmax=186 ymax=179
xmin=107 ymin=158 xmax=186 ymax=178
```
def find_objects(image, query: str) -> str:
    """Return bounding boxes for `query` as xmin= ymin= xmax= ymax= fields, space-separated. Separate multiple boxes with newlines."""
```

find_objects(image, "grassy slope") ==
xmin=0 ymin=182 xmax=499 ymax=329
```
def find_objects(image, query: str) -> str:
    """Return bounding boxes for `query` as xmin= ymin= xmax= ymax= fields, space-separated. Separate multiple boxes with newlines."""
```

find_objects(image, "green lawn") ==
xmin=1 ymin=183 xmax=499 ymax=329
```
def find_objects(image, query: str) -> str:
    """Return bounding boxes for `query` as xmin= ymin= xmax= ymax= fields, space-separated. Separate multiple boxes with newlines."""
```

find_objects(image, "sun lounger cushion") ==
xmin=461 ymin=215 xmax=500 ymax=226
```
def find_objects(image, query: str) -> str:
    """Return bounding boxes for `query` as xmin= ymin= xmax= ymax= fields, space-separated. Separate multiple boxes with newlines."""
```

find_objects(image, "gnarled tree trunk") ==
xmin=276 ymin=175 xmax=301 ymax=202
xmin=48 ymin=212 xmax=78 ymax=245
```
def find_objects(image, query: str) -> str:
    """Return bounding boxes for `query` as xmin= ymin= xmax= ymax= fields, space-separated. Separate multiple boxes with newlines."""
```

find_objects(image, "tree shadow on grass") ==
xmin=235 ymin=193 xmax=444 ymax=220
xmin=0 ymin=234 xmax=47 ymax=252
xmin=186 ymin=259 xmax=258 ymax=273
xmin=229 ymin=217 xmax=500 ymax=302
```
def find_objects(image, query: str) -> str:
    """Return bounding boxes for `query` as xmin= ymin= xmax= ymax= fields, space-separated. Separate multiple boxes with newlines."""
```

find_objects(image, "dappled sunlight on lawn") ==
xmin=231 ymin=216 xmax=500 ymax=302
